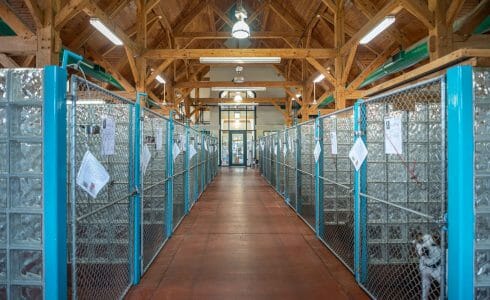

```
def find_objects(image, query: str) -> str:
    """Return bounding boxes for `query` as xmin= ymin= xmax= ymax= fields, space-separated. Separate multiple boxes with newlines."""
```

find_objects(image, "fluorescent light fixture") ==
xmin=89 ymin=18 xmax=123 ymax=46
xmin=314 ymin=74 xmax=325 ymax=83
xmin=156 ymin=75 xmax=166 ymax=84
xmin=218 ymin=103 xmax=258 ymax=106
xmin=212 ymin=87 xmax=267 ymax=92
xmin=360 ymin=16 xmax=396 ymax=44
xmin=199 ymin=57 xmax=281 ymax=64
xmin=67 ymin=99 xmax=106 ymax=105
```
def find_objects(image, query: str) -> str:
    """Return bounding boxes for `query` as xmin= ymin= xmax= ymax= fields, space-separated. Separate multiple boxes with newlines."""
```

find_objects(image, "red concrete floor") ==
xmin=126 ymin=168 xmax=368 ymax=300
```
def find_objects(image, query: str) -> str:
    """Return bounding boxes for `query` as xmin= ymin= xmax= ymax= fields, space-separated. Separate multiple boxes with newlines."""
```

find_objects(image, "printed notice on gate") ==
xmin=141 ymin=144 xmax=151 ymax=175
xmin=101 ymin=116 xmax=115 ymax=155
xmin=330 ymin=131 xmax=338 ymax=155
xmin=349 ymin=138 xmax=368 ymax=171
xmin=189 ymin=143 xmax=197 ymax=159
xmin=384 ymin=116 xmax=402 ymax=154
xmin=155 ymin=127 xmax=163 ymax=151
xmin=77 ymin=150 xmax=110 ymax=198
xmin=314 ymin=141 xmax=321 ymax=162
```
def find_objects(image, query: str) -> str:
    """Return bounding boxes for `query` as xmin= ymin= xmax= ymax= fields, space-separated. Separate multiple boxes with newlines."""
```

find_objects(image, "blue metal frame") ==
xmin=166 ymin=111 xmax=175 ymax=237
xmin=184 ymin=122 xmax=190 ymax=214
xmin=295 ymin=126 xmax=302 ymax=213
xmin=132 ymin=93 xmax=145 ymax=284
xmin=447 ymin=65 xmax=474 ymax=300
xmin=43 ymin=66 xmax=68 ymax=300
xmin=194 ymin=131 xmax=199 ymax=201
xmin=353 ymin=100 xmax=367 ymax=284
xmin=201 ymin=131 xmax=205 ymax=193
xmin=275 ymin=133 xmax=280 ymax=191
xmin=315 ymin=116 xmax=324 ymax=237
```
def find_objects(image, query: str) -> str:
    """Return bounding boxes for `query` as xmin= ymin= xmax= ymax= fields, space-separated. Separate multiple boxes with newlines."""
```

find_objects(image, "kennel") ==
xmin=257 ymin=64 xmax=490 ymax=300
xmin=0 ymin=66 xmax=218 ymax=299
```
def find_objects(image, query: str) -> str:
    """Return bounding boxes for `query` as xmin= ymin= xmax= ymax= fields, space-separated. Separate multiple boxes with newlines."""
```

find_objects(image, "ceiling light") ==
xmin=360 ymin=16 xmax=396 ymax=44
xmin=314 ymin=74 xmax=325 ymax=83
xmin=234 ymin=112 xmax=241 ymax=119
xmin=234 ymin=93 xmax=243 ymax=102
xmin=212 ymin=87 xmax=267 ymax=92
xmin=296 ymin=93 xmax=301 ymax=98
xmin=156 ymin=75 xmax=166 ymax=84
xmin=89 ymin=18 xmax=123 ymax=46
xmin=199 ymin=57 xmax=281 ymax=64
xmin=232 ymin=3 xmax=250 ymax=39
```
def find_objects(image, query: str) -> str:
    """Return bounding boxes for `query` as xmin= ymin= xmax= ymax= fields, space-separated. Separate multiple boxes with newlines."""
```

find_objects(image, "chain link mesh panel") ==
xmin=285 ymin=128 xmax=297 ymax=209
xmin=188 ymin=128 xmax=200 ymax=206
xmin=474 ymin=68 xmax=490 ymax=300
xmin=172 ymin=122 xmax=186 ymax=228
xmin=0 ymin=69 xmax=44 ymax=299
xmin=277 ymin=132 xmax=286 ymax=195
xmin=141 ymin=108 xmax=168 ymax=272
xmin=360 ymin=77 xmax=446 ymax=300
xmin=320 ymin=109 xmax=355 ymax=271
xmin=298 ymin=122 xmax=316 ymax=229
xmin=68 ymin=76 xmax=133 ymax=300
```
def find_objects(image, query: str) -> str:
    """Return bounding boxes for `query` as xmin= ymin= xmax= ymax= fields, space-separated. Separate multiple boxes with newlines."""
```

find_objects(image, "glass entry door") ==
xmin=229 ymin=131 xmax=246 ymax=166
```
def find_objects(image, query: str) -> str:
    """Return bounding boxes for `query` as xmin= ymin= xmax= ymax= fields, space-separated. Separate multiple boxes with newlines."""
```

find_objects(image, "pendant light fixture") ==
xmin=234 ymin=93 xmax=243 ymax=102
xmin=232 ymin=0 xmax=250 ymax=39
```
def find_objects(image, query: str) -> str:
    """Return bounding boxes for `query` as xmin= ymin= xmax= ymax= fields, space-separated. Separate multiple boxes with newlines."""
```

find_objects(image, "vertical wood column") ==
xmin=334 ymin=1 xmax=346 ymax=109
xmin=36 ymin=0 xmax=61 ymax=67
xmin=428 ymin=0 xmax=452 ymax=60
xmin=136 ymin=0 xmax=147 ymax=105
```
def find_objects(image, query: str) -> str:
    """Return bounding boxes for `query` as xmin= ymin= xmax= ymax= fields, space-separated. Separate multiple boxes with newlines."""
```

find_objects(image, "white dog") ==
xmin=413 ymin=233 xmax=442 ymax=300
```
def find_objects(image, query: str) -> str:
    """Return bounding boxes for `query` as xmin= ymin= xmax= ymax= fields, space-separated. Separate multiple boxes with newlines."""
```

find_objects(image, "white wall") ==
xmin=256 ymin=106 xmax=285 ymax=137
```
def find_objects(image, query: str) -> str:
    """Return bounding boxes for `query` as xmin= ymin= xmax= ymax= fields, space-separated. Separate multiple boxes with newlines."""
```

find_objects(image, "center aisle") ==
xmin=127 ymin=168 xmax=368 ymax=300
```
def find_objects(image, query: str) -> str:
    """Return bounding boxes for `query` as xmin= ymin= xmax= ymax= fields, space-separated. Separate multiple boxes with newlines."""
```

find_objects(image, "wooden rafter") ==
xmin=446 ymin=0 xmax=466 ymax=26
xmin=399 ymin=0 xmax=435 ymax=30
xmin=0 ymin=36 xmax=37 ymax=54
xmin=146 ymin=59 xmax=174 ymax=86
xmin=144 ymin=48 xmax=336 ymax=59
xmin=0 ymin=1 xmax=34 ymax=38
xmin=173 ymin=1 xmax=209 ymax=34
xmin=347 ymin=42 xmax=399 ymax=91
xmin=55 ymin=0 xmax=90 ymax=30
xmin=23 ymin=0 xmax=43 ymax=28
xmin=0 ymin=53 xmax=19 ymax=67
xmin=342 ymin=44 xmax=358 ymax=85
xmin=306 ymin=58 xmax=336 ymax=86
xmin=454 ymin=0 xmax=490 ymax=35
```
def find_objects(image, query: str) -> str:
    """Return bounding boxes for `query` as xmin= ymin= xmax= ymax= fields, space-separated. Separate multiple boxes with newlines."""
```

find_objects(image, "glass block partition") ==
xmin=0 ymin=69 xmax=44 ymax=299
xmin=474 ymin=68 xmax=490 ymax=300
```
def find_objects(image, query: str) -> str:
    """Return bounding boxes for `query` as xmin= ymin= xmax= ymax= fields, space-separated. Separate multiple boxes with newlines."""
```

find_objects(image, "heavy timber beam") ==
xmin=174 ymin=31 xmax=302 ymax=40
xmin=305 ymin=58 xmax=336 ymax=86
xmin=0 ymin=53 xmax=19 ymax=67
xmin=399 ymin=0 xmax=435 ymax=30
xmin=191 ymin=97 xmax=287 ymax=104
xmin=175 ymin=81 xmax=302 ymax=88
xmin=0 ymin=36 xmax=37 ymax=54
xmin=144 ymin=48 xmax=336 ymax=59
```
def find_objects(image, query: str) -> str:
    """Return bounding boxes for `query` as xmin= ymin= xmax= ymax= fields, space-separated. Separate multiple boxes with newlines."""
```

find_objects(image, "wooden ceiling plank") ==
xmin=0 ymin=1 xmax=34 ymax=38
xmin=347 ymin=42 xmax=399 ymax=91
xmin=83 ymin=0 xmax=139 ymax=52
xmin=23 ymin=0 xmax=44 ymax=28
xmin=0 ymin=53 xmax=19 ymax=67
xmin=209 ymin=2 xmax=233 ymax=27
xmin=248 ymin=1 xmax=268 ymax=25
xmin=269 ymin=0 xmax=304 ymax=31
xmin=341 ymin=0 xmax=401 ymax=54
xmin=55 ymin=0 xmax=90 ymax=30
xmin=145 ymin=0 xmax=160 ymax=14
xmin=144 ymin=48 xmax=336 ymax=59
xmin=67 ymin=0 xmax=129 ymax=50
xmin=399 ymin=0 xmax=435 ymax=30
xmin=305 ymin=57 xmax=337 ymax=86
xmin=446 ymin=0 xmax=465 ymax=25
xmin=454 ymin=0 xmax=490 ymax=35
xmin=173 ymin=1 xmax=209 ymax=34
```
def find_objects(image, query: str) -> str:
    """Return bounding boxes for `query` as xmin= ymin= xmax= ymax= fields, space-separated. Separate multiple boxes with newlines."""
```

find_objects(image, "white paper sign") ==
xmin=172 ymin=142 xmax=181 ymax=161
xmin=155 ymin=127 xmax=163 ymax=151
xmin=204 ymin=140 xmax=208 ymax=151
xmin=384 ymin=116 xmax=403 ymax=154
xmin=274 ymin=145 xmax=277 ymax=156
xmin=101 ymin=117 xmax=115 ymax=155
xmin=349 ymin=138 xmax=368 ymax=171
xmin=314 ymin=141 xmax=321 ymax=162
xmin=76 ymin=151 xmax=110 ymax=198
xmin=189 ymin=144 xmax=197 ymax=159
xmin=283 ymin=144 xmax=287 ymax=156
xmin=260 ymin=142 xmax=264 ymax=151
xmin=141 ymin=144 xmax=151 ymax=175
xmin=330 ymin=131 xmax=338 ymax=155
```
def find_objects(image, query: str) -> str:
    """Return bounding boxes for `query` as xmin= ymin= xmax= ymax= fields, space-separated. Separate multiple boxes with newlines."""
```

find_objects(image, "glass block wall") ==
xmin=0 ymin=69 xmax=44 ymax=299
xmin=474 ymin=68 xmax=490 ymax=299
